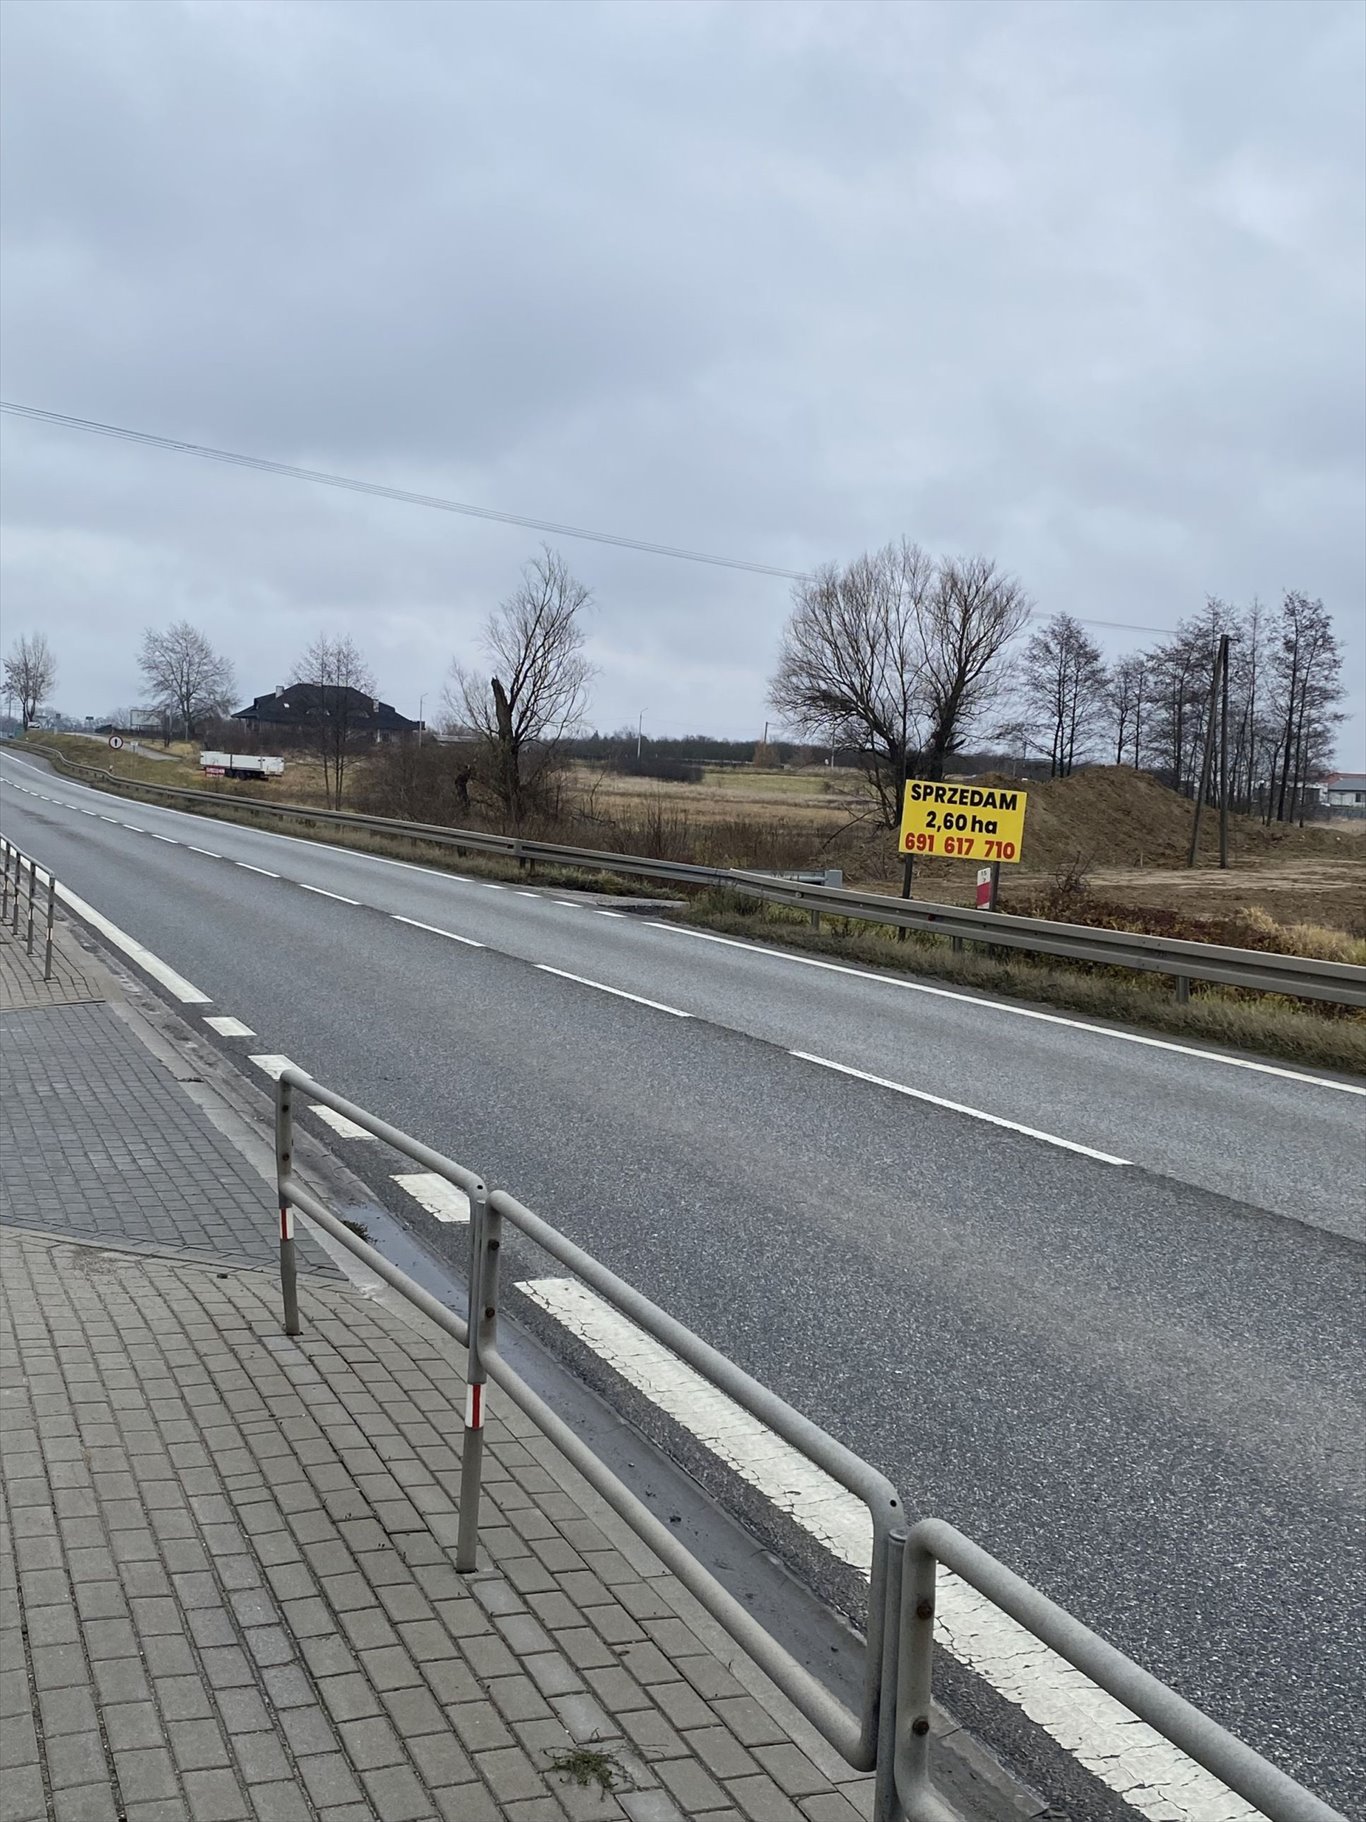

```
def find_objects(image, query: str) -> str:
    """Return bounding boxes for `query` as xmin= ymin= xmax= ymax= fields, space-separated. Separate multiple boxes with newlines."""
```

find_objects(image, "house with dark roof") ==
xmin=233 ymin=684 xmax=419 ymax=742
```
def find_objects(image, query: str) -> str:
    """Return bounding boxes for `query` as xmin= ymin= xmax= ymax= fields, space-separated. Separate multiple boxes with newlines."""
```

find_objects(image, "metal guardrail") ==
xmin=15 ymin=739 xmax=1366 ymax=1008
xmin=272 ymin=1065 xmax=1341 ymax=1822
xmin=0 ymin=833 xmax=56 ymax=978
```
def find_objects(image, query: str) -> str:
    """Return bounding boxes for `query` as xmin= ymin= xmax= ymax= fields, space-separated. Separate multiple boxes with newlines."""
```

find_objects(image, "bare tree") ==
xmin=296 ymin=634 xmax=376 ymax=808
xmin=919 ymin=555 xmax=1031 ymax=779
xmin=3 ymin=632 xmax=57 ymax=730
xmin=1106 ymin=654 xmax=1148 ymax=766
xmin=138 ymin=622 xmax=235 ymax=741
xmin=768 ymin=540 xmax=933 ymax=824
xmin=443 ymin=546 xmax=595 ymax=828
xmin=1020 ymin=614 xmax=1108 ymax=777
xmin=1266 ymin=592 xmax=1343 ymax=824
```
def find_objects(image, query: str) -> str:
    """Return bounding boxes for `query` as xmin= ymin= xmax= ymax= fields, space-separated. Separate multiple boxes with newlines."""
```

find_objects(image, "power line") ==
xmin=0 ymin=398 xmax=1176 ymax=636
xmin=0 ymin=401 xmax=806 ymax=580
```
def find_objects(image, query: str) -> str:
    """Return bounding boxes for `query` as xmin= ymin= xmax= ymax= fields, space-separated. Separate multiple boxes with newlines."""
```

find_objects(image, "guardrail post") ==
xmin=893 ymin=1532 xmax=939 ymax=1818
xmin=43 ymin=873 xmax=55 ymax=981
xmin=1175 ymin=975 xmax=1190 ymax=1005
xmin=276 ymin=1078 xmax=301 ymax=1335
xmin=9 ymin=847 xmax=19 ymax=934
xmin=871 ymin=1525 xmax=908 ymax=1822
xmin=457 ymin=1188 xmax=499 ymax=1572
xmin=24 ymin=856 xmax=37 ymax=956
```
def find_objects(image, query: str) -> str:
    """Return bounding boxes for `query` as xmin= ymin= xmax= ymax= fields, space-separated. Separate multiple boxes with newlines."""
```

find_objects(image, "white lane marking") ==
xmin=555 ymin=900 xmax=581 ymax=909
xmin=392 ymin=1173 xmax=470 ymax=1223
xmin=651 ymin=922 xmax=1366 ymax=1097
xmin=790 ymin=1051 xmax=1129 ymax=1165
xmin=78 ymin=809 xmax=98 ymax=816
xmin=99 ymin=815 xmax=119 ymax=822
xmin=523 ymin=1277 xmax=1257 ymax=1822
xmin=43 ymin=875 xmax=211 ymax=1004
xmin=310 ymin=1104 xmax=373 ymax=1139
xmin=515 ymin=889 xmax=539 ymax=898
xmin=299 ymin=883 xmax=361 ymax=905
xmin=535 ymin=964 xmax=691 ymax=1018
xmin=236 ymin=862 xmax=279 ymax=877
xmin=19 ymin=752 xmax=1353 ymax=1102
xmin=120 ymin=824 xmax=144 ymax=831
xmin=204 ymin=1016 xmax=255 ymax=1038
xmin=392 ymin=915 xmax=483 ymax=947
xmin=248 ymin=1054 xmax=294 ymax=1079
xmin=150 ymin=834 xmax=178 ymax=844
xmin=188 ymin=846 xmax=222 ymax=858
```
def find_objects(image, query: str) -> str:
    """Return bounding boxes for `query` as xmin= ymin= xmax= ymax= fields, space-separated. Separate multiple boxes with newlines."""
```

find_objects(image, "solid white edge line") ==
xmin=235 ymin=862 xmax=279 ymax=877
xmin=48 ymin=880 xmax=212 ymax=1004
xmin=299 ymin=883 xmax=361 ymax=905
xmin=203 ymin=1016 xmax=255 ymax=1038
xmin=391 ymin=915 xmax=483 ymax=947
xmin=790 ymin=1050 xmax=1129 ymax=1163
xmin=392 ymin=1173 xmax=471 ymax=1223
xmin=13 ymin=754 xmax=1358 ymax=1097
xmin=522 ymin=1276 xmax=1259 ymax=1822
xmin=650 ymin=922 xmax=1366 ymax=1097
xmin=535 ymin=964 xmax=691 ymax=1018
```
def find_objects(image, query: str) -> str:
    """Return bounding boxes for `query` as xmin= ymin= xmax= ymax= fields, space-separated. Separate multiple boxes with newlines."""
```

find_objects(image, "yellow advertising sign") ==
xmin=899 ymin=780 xmax=1028 ymax=863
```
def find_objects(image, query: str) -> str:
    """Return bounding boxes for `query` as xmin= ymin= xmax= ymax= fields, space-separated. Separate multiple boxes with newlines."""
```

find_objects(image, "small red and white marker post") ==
xmin=976 ymin=864 xmax=1001 ymax=912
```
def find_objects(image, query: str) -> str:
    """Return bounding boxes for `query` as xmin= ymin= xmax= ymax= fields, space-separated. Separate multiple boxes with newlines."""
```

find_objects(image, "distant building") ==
xmin=1319 ymin=771 xmax=1366 ymax=812
xmin=233 ymin=684 xmax=418 ymax=743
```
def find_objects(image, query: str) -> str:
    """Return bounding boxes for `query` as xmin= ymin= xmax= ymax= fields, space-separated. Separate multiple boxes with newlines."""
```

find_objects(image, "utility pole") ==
xmin=1188 ymin=634 xmax=1229 ymax=869
xmin=1218 ymin=641 xmax=1230 ymax=869
xmin=636 ymin=711 xmax=644 ymax=760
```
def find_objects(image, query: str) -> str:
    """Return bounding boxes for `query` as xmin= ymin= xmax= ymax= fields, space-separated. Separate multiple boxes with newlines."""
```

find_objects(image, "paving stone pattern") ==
xmin=0 ymin=997 xmax=330 ymax=1273
xmin=0 ymin=1228 xmax=873 ymax=1821
xmin=0 ymin=915 xmax=102 ymax=1011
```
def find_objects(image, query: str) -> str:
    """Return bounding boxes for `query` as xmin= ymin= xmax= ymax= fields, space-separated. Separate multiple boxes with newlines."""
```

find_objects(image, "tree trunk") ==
xmin=491 ymin=676 xmax=522 ymax=826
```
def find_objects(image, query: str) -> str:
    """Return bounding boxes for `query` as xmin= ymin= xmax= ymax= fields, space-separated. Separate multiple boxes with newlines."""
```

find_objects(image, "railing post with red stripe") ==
xmin=276 ymin=1076 xmax=300 ymax=1336
xmin=457 ymin=1186 xmax=498 ymax=1573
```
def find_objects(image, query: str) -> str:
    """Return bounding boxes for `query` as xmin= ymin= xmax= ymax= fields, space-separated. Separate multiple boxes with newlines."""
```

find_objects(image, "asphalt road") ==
xmin=3 ymin=748 xmax=1363 ymax=1812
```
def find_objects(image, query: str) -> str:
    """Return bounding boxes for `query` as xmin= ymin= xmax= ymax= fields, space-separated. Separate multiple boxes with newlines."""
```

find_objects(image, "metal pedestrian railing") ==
xmin=271 ymin=1065 xmax=1342 ymax=1822
xmin=0 ymin=833 xmax=56 ymax=979
xmin=17 ymin=740 xmax=1366 ymax=1007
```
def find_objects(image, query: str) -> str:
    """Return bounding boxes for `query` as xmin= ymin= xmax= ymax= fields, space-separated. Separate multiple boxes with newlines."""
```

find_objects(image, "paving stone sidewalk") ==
xmin=0 ymin=1226 xmax=876 ymax=1822
xmin=0 ymin=919 xmax=330 ymax=1273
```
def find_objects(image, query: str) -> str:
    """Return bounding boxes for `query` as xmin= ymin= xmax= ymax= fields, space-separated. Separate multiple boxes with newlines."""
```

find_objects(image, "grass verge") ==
xmin=677 ymin=891 xmax=1366 ymax=1076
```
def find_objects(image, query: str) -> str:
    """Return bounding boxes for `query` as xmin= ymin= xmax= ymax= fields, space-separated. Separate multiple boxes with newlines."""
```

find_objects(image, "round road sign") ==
xmin=108 ymin=735 xmax=124 ymax=750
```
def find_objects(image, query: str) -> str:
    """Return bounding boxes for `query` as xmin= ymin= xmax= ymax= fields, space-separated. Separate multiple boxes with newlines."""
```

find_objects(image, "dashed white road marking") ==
xmin=593 ymin=908 xmax=624 ymax=918
xmin=392 ymin=1173 xmax=470 ymax=1223
xmin=39 ymin=871 xmax=211 ymax=1004
xmin=515 ymin=889 xmax=539 ymax=898
xmin=535 ymin=964 xmax=690 ymax=1018
xmin=150 ymin=834 xmax=178 ymax=844
xmin=78 ymin=808 xmax=98 ymax=816
xmin=392 ymin=915 xmax=483 ymax=947
xmin=790 ymin=1051 xmax=1130 ymax=1165
xmin=522 ymin=1276 xmax=1258 ymax=1822
xmin=248 ymin=1054 xmax=294 ymax=1079
xmin=204 ymin=1016 xmax=255 ymax=1038
xmin=309 ymin=1105 xmax=374 ymax=1139
xmin=555 ymin=900 xmax=581 ymax=909
xmin=299 ymin=883 xmax=360 ymax=905
xmin=98 ymin=815 xmax=119 ymax=823
xmin=236 ymin=862 xmax=279 ymax=877
xmin=651 ymin=922 xmax=1366 ymax=1097
xmin=188 ymin=846 xmax=221 ymax=858
xmin=120 ymin=824 xmax=144 ymax=831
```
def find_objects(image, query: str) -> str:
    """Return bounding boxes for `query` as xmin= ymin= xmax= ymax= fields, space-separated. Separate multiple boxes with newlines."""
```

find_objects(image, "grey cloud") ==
xmin=1 ymin=0 xmax=1362 ymax=752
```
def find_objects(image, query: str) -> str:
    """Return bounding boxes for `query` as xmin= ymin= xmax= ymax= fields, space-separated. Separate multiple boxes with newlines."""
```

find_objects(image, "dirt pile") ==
xmin=969 ymin=766 xmax=1359 ymax=873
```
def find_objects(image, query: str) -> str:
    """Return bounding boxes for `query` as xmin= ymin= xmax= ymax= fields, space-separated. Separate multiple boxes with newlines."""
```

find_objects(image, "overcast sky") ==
xmin=2 ymin=0 xmax=1363 ymax=760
